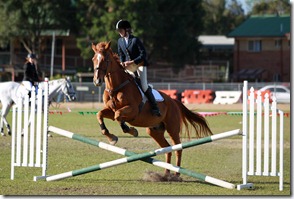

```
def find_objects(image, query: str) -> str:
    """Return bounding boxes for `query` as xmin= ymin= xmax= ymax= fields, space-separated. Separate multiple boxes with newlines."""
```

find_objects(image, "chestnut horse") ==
xmin=91 ymin=41 xmax=212 ymax=175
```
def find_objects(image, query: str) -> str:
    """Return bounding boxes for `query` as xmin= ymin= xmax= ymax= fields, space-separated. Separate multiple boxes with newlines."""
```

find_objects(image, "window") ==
xmin=275 ymin=39 xmax=282 ymax=48
xmin=248 ymin=40 xmax=262 ymax=52
xmin=269 ymin=88 xmax=287 ymax=93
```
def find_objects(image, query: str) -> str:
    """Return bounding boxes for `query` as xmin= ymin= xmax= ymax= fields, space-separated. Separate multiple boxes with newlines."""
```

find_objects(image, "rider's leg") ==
xmin=22 ymin=81 xmax=32 ymax=98
xmin=137 ymin=66 xmax=161 ymax=117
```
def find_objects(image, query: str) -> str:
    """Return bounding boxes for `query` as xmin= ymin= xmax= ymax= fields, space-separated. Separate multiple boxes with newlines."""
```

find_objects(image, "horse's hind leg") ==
xmin=146 ymin=123 xmax=172 ymax=175
xmin=120 ymin=121 xmax=138 ymax=137
xmin=0 ymin=114 xmax=4 ymax=136
xmin=0 ymin=104 xmax=12 ymax=136
xmin=165 ymin=123 xmax=182 ymax=176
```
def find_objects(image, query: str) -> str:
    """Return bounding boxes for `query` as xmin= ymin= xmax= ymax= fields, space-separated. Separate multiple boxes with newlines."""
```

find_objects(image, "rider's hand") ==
xmin=124 ymin=60 xmax=134 ymax=66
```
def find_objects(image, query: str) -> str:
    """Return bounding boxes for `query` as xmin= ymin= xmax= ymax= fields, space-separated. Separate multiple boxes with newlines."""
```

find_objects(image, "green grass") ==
xmin=0 ymin=104 xmax=291 ymax=196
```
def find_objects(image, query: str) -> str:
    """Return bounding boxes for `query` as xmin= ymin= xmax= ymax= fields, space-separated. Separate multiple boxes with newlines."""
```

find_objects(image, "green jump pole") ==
xmin=47 ymin=126 xmax=241 ymax=189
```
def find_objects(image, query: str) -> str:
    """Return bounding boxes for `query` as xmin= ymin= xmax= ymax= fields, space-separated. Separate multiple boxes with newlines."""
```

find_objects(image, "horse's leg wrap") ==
xmin=120 ymin=121 xmax=130 ymax=133
xmin=99 ymin=122 xmax=107 ymax=131
xmin=7 ymin=124 xmax=11 ymax=135
xmin=99 ymin=122 xmax=118 ymax=145
xmin=120 ymin=121 xmax=138 ymax=137
xmin=99 ymin=122 xmax=110 ymax=136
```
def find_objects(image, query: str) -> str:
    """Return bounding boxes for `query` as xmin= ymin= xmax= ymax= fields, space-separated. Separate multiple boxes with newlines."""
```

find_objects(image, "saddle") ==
xmin=130 ymin=73 xmax=164 ymax=103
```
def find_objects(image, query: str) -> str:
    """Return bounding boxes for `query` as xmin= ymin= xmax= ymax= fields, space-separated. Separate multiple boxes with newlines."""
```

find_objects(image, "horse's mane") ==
xmin=96 ymin=42 xmax=120 ymax=64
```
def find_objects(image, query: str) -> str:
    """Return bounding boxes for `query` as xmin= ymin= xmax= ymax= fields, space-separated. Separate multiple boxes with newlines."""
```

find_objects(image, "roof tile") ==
xmin=228 ymin=15 xmax=290 ymax=37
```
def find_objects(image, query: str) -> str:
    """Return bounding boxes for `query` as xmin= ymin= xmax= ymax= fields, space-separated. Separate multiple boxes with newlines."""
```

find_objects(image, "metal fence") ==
xmin=70 ymin=82 xmax=290 ymax=102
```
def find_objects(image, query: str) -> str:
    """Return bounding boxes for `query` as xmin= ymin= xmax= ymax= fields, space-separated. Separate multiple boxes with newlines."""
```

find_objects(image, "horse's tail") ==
xmin=174 ymin=99 xmax=213 ymax=139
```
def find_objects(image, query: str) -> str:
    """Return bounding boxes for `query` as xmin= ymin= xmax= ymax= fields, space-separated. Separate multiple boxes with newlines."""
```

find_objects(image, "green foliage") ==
xmin=0 ymin=0 xmax=77 ymax=54
xmin=0 ymin=0 xmax=250 ymax=74
xmin=75 ymin=0 xmax=204 ymax=72
xmin=250 ymin=0 xmax=290 ymax=15
xmin=202 ymin=0 xmax=246 ymax=35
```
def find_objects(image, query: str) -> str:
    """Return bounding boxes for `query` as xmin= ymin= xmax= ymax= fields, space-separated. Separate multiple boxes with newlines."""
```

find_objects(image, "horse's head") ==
xmin=61 ymin=77 xmax=76 ymax=101
xmin=91 ymin=41 xmax=116 ymax=87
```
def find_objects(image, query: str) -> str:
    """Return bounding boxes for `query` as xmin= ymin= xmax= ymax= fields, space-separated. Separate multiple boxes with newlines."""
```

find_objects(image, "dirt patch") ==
xmin=142 ymin=171 xmax=182 ymax=182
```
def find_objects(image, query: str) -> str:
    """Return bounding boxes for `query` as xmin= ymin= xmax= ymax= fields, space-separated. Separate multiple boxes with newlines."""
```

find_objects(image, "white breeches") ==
xmin=22 ymin=81 xmax=33 ymax=91
xmin=137 ymin=66 xmax=148 ymax=92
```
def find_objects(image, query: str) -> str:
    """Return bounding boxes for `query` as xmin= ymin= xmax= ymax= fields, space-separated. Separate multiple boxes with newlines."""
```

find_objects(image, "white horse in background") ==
xmin=0 ymin=77 xmax=76 ymax=136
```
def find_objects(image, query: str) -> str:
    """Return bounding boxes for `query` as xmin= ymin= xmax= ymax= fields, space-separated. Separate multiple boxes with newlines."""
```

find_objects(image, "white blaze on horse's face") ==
xmin=93 ymin=53 xmax=103 ymax=87
xmin=97 ymin=53 xmax=102 ymax=66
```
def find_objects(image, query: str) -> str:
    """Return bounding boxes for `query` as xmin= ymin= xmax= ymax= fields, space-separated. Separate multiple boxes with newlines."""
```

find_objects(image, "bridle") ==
xmin=94 ymin=51 xmax=131 ymax=99
xmin=61 ymin=79 xmax=76 ymax=101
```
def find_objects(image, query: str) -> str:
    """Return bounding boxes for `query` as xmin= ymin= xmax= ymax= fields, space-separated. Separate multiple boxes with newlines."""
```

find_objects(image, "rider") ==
xmin=116 ymin=19 xmax=161 ymax=117
xmin=22 ymin=53 xmax=42 ymax=97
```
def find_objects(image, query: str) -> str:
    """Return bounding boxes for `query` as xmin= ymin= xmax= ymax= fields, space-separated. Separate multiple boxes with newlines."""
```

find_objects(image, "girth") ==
xmin=105 ymin=79 xmax=130 ymax=98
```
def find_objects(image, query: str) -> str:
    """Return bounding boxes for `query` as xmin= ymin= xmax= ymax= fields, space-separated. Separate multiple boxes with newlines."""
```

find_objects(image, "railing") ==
xmin=68 ymin=82 xmax=290 ymax=103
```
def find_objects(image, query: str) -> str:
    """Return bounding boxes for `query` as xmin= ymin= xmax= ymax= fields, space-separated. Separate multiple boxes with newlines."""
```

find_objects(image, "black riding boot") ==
xmin=144 ymin=87 xmax=161 ymax=117
xmin=27 ymin=91 xmax=32 ymax=106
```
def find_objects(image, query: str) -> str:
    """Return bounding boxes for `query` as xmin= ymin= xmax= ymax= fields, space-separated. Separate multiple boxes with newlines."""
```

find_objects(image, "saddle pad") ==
xmin=139 ymin=88 xmax=164 ymax=102
xmin=152 ymin=89 xmax=164 ymax=102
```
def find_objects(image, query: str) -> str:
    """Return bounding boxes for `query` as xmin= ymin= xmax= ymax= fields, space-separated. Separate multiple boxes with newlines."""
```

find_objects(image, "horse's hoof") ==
xmin=1 ymin=133 xmax=5 ymax=136
xmin=129 ymin=127 xmax=138 ymax=137
xmin=108 ymin=135 xmax=118 ymax=145
xmin=8 ymin=131 xmax=11 ymax=136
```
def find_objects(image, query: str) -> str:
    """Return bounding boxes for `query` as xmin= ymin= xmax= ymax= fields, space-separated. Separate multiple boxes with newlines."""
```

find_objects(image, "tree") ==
xmin=202 ymin=0 xmax=246 ymax=35
xmin=75 ymin=0 xmax=204 ymax=72
xmin=225 ymin=0 xmax=247 ymax=30
xmin=249 ymin=0 xmax=290 ymax=15
xmin=0 ymin=0 xmax=77 ymax=56
xmin=150 ymin=0 xmax=204 ymax=71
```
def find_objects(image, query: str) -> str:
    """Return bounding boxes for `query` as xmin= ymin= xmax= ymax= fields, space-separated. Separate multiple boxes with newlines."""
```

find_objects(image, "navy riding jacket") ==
xmin=23 ymin=62 xmax=39 ymax=83
xmin=117 ymin=35 xmax=149 ymax=66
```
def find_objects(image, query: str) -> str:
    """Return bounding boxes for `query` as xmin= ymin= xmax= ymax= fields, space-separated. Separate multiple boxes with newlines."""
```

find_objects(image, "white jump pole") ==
xmin=46 ymin=127 xmax=241 ymax=189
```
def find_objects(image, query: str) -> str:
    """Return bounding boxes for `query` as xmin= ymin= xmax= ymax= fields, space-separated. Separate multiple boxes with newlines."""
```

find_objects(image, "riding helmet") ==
xmin=27 ymin=53 xmax=37 ymax=59
xmin=116 ymin=20 xmax=131 ymax=30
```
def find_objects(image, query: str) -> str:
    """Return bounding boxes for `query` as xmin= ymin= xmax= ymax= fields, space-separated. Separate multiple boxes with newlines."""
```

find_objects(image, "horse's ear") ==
xmin=91 ymin=43 xmax=97 ymax=52
xmin=105 ymin=41 xmax=111 ymax=50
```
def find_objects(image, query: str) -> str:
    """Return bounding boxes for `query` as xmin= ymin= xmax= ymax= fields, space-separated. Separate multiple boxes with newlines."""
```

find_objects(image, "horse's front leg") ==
xmin=97 ymin=108 xmax=118 ymax=145
xmin=115 ymin=105 xmax=138 ymax=137
xmin=2 ymin=118 xmax=11 ymax=136
xmin=120 ymin=121 xmax=138 ymax=137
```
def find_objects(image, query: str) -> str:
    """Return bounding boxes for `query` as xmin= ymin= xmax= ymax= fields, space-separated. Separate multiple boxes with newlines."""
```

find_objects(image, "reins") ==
xmin=105 ymin=79 xmax=130 ymax=96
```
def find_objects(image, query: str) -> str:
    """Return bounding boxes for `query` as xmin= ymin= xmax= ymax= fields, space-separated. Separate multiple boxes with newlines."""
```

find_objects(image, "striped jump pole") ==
xmin=47 ymin=126 xmax=241 ymax=189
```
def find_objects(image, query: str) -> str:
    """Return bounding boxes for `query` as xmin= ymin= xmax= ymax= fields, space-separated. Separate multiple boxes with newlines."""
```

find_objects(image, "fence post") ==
xmin=237 ymin=81 xmax=284 ymax=191
xmin=11 ymin=78 xmax=49 ymax=181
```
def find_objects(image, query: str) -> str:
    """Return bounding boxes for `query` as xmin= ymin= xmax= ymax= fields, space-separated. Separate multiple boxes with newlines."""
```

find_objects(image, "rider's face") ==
xmin=28 ymin=58 xmax=36 ymax=64
xmin=117 ymin=29 xmax=126 ymax=37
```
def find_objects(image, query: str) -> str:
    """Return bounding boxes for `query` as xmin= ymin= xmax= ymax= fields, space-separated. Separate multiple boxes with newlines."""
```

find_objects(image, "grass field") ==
xmin=0 ymin=102 xmax=291 ymax=196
